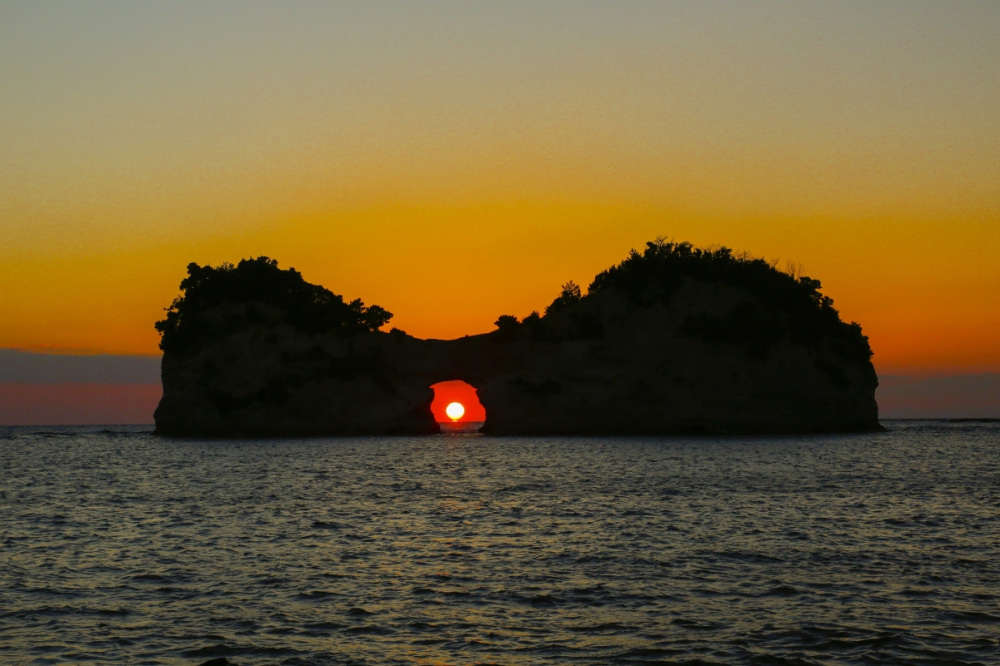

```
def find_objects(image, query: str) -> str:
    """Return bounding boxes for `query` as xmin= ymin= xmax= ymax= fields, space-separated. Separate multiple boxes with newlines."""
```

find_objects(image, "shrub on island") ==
xmin=155 ymin=257 xmax=391 ymax=355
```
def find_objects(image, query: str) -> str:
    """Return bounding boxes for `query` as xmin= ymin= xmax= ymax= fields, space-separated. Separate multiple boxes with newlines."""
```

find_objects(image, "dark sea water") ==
xmin=1 ymin=421 xmax=998 ymax=665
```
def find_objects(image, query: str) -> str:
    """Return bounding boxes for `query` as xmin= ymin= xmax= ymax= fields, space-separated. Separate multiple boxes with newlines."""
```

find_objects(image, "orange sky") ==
xmin=2 ymin=2 xmax=999 ymax=376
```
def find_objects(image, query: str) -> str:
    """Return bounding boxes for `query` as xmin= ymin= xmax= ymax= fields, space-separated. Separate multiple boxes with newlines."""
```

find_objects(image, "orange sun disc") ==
xmin=445 ymin=402 xmax=465 ymax=421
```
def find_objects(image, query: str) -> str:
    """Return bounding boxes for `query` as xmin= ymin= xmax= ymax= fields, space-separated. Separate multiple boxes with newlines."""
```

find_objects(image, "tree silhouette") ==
xmin=587 ymin=238 xmax=872 ymax=363
xmin=156 ymin=257 xmax=392 ymax=354
xmin=544 ymin=280 xmax=583 ymax=316
xmin=494 ymin=314 xmax=520 ymax=331
xmin=494 ymin=238 xmax=872 ymax=364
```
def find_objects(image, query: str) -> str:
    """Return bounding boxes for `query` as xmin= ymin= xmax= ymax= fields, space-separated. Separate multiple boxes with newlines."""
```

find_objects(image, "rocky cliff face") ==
xmin=472 ymin=280 xmax=878 ymax=434
xmin=154 ymin=244 xmax=880 ymax=436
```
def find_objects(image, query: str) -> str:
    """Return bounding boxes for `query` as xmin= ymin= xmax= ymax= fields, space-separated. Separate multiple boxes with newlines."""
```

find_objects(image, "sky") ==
xmin=2 ymin=1 xmax=999 ymax=423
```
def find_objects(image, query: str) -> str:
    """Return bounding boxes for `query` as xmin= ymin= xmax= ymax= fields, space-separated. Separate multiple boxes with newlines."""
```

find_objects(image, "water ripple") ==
xmin=1 ymin=421 xmax=998 ymax=663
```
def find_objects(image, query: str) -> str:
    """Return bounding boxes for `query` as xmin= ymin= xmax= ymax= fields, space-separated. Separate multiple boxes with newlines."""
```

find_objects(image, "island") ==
xmin=153 ymin=239 xmax=879 ymax=436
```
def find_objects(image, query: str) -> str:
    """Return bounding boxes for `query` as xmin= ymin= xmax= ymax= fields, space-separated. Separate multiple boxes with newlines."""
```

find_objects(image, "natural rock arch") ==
xmin=429 ymin=379 xmax=487 ymax=424
xmin=154 ymin=241 xmax=880 ymax=436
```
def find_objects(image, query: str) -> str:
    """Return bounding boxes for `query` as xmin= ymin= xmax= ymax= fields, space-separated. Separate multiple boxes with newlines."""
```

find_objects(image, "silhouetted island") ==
xmin=154 ymin=240 xmax=879 ymax=436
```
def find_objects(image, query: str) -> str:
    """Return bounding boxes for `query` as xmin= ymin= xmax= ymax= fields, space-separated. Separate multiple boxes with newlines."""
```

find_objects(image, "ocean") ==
xmin=1 ymin=421 xmax=998 ymax=664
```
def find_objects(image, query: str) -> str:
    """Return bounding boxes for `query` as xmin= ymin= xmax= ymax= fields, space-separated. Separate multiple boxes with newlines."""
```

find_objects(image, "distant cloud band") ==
xmin=877 ymin=374 xmax=1000 ymax=419
xmin=0 ymin=349 xmax=160 ymax=384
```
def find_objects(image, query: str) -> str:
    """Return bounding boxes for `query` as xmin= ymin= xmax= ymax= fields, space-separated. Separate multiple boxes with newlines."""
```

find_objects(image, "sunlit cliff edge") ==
xmin=154 ymin=240 xmax=879 ymax=436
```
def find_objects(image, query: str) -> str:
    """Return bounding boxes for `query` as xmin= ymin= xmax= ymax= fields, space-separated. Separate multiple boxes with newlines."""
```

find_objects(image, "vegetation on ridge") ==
xmin=155 ymin=257 xmax=392 ymax=354
xmin=495 ymin=238 xmax=873 ymax=364
xmin=155 ymin=239 xmax=872 ymax=367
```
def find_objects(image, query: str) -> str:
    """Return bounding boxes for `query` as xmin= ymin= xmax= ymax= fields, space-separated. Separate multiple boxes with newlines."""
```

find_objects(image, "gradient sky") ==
xmin=2 ymin=1 xmax=999 ymax=403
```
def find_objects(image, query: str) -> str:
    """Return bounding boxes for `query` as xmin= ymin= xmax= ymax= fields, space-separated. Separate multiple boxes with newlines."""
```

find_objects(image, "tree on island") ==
xmin=155 ymin=257 xmax=392 ymax=354
xmin=544 ymin=280 xmax=583 ymax=315
xmin=494 ymin=314 xmax=520 ymax=335
xmin=494 ymin=237 xmax=872 ymax=364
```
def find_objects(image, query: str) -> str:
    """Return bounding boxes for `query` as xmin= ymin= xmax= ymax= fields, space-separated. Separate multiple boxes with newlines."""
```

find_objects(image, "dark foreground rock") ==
xmin=154 ymin=242 xmax=880 ymax=436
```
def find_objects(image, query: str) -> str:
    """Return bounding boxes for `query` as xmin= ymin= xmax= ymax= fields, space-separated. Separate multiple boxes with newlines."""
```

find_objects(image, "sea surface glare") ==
xmin=1 ymin=421 xmax=998 ymax=665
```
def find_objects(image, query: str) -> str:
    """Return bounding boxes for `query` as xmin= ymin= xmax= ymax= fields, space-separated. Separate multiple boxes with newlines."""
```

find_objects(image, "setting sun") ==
xmin=445 ymin=402 xmax=465 ymax=421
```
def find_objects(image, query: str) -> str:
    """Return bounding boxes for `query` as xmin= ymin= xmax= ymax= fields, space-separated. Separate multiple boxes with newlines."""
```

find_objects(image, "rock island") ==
xmin=154 ymin=239 xmax=879 ymax=436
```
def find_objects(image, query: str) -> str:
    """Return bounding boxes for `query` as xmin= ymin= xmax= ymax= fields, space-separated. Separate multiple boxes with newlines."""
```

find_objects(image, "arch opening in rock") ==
xmin=430 ymin=380 xmax=485 ymax=434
